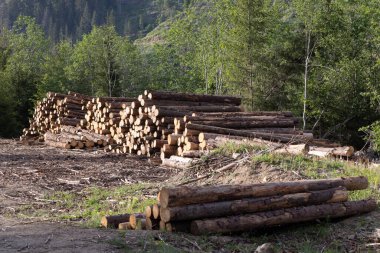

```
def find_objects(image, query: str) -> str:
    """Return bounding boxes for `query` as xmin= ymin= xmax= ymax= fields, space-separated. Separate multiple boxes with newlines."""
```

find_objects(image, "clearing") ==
xmin=1 ymin=138 xmax=380 ymax=252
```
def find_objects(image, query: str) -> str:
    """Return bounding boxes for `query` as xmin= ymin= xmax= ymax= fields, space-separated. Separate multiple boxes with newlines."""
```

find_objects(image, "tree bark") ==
xmin=190 ymin=199 xmax=376 ymax=235
xmin=186 ymin=124 xmax=308 ymax=143
xmin=147 ymin=91 xmax=241 ymax=105
xmin=160 ymin=187 xmax=348 ymax=222
xmin=101 ymin=214 xmax=131 ymax=229
xmin=159 ymin=177 xmax=368 ymax=208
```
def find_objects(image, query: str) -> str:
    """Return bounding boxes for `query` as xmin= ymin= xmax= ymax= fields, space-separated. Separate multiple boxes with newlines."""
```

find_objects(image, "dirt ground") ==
xmin=0 ymin=138 xmax=176 ymax=253
xmin=1 ymin=138 xmax=380 ymax=252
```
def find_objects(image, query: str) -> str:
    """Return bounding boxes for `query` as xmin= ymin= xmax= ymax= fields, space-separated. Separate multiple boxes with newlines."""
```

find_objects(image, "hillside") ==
xmin=0 ymin=0 xmax=188 ymax=41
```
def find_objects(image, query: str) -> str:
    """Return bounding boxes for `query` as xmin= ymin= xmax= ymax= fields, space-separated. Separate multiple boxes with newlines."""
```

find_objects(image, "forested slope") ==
xmin=0 ymin=0 xmax=187 ymax=41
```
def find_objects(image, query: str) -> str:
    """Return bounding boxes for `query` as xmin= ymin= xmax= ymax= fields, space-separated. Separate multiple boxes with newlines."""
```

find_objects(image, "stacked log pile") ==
xmin=21 ymin=92 xmax=112 ymax=149
xmin=158 ymin=176 xmax=375 ymax=234
xmin=21 ymin=92 xmax=89 ymax=140
xmin=101 ymin=177 xmax=376 ymax=235
xmin=112 ymin=90 xmax=315 ymax=161
xmin=22 ymin=90 xmax=355 ymax=158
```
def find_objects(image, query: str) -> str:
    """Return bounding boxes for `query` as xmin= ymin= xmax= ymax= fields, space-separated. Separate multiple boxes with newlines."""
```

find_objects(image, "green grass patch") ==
xmin=252 ymin=153 xmax=380 ymax=201
xmin=212 ymin=141 xmax=265 ymax=156
xmin=17 ymin=183 xmax=157 ymax=227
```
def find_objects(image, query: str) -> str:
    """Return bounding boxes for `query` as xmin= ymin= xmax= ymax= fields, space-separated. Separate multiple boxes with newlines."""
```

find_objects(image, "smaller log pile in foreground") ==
xmin=101 ymin=177 xmax=376 ymax=235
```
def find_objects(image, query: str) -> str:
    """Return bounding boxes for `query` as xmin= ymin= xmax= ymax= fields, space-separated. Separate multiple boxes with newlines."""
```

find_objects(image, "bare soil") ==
xmin=0 ymin=138 xmax=175 ymax=253
xmin=1 ymin=138 xmax=380 ymax=252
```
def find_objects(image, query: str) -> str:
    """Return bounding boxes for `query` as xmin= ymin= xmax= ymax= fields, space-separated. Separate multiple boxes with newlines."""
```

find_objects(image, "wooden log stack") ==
xmin=101 ymin=177 xmax=376 ymax=235
xmin=156 ymin=176 xmax=376 ymax=235
xmin=21 ymin=92 xmax=114 ymax=149
xmin=22 ymin=90 xmax=355 ymax=158
xmin=111 ymin=90 xmax=315 ymax=161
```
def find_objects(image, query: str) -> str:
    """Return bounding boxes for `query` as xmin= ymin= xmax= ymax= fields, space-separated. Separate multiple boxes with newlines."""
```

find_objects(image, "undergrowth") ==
xmin=17 ymin=183 xmax=157 ymax=227
xmin=211 ymin=141 xmax=265 ymax=156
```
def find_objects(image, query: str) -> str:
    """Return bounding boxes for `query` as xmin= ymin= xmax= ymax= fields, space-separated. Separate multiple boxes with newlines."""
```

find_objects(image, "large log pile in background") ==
xmin=100 ymin=177 xmax=376 ymax=235
xmin=21 ymin=90 xmax=354 ymax=159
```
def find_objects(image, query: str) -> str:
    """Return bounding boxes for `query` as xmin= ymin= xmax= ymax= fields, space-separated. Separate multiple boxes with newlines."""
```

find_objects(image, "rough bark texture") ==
xmin=159 ymin=177 xmax=368 ymax=208
xmin=190 ymin=199 xmax=377 ymax=235
xmin=160 ymin=187 xmax=348 ymax=222
xmin=101 ymin=214 xmax=131 ymax=229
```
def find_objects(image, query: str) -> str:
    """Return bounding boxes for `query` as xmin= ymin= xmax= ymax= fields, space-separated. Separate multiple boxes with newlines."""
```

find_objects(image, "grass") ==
xmin=252 ymin=153 xmax=380 ymax=201
xmin=211 ymin=141 xmax=265 ymax=156
xmin=16 ymin=183 xmax=157 ymax=227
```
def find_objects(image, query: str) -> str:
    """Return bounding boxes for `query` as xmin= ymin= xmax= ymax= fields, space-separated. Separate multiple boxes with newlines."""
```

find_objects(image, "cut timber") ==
xmin=190 ymin=199 xmax=377 ymax=235
xmin=182 ymin=150 xmax=208 ymax=158
xmin=101 ymin=214 xmax=130 ymax=229
xmin=145 ymin=205 xmax=153 ymax=219
xmin=160 ymin=187 xmax=348 ymax=222
xmin=153 ymin=204 xmax=161 ymax=219
xmin=165 ymin=221 xmax=192 ymax=233
xmin=162 ymin=156 xmax=193 ymax=168
xmin=308 ymin=146 xmax=355 ymax=158
xmin=146 ymin=217 xmax=160 ymax=230
xmin=186 ymin=120 xmax=296 ymax=129
xmin=159 ymin=177 xmax=368 ymax=208
xmin=274 ymin=144 xmax=309 ymax=155
xmin=148 ymin=91 xmax=242 ymax=105
xmin=118 ymin=222 xmax=133 ymax=230
xmin=193 ymin=111 xmax=293 ymax=117
xmin=129 ymin=214 xmax=146 ymax=230
xmin=186 ymin=124 xmax=309 ymax=143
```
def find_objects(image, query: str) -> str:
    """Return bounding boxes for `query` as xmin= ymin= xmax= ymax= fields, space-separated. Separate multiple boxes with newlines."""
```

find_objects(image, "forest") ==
xmin=0 ymin=0 xmax=379 ymax=151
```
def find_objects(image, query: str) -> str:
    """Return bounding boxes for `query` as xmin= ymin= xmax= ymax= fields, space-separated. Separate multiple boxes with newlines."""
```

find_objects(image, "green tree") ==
xmin=3 ymin=16 xmax=49 ymax=134
xmin=67 ymin=25 xmax=142 ymax=97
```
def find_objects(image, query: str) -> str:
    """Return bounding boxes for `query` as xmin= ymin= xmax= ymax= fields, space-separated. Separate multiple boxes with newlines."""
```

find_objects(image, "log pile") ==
xmin=22 ymin=90 xmax=355 ymax=158
xmin=21 ymin=92 xmax=112 ymax=149
xmin=101 ymin=177 xmax=376 ymax=235
xmin=109 ymin=90 xmax=316 ymax=160
xmin=158 ymin=176 xmax=376 ymax=234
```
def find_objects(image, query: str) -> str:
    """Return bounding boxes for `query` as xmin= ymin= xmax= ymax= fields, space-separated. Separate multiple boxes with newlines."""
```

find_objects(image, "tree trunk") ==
xmin=159 ymin=177 xmax=368 ymax=208
xmin=186 ymin=124 xmax=308 ymax=143
xmin=190 ymin=199 xmax=377 ymax=235
xmin=101 ymin=214 xmax=131 ymax=229
xmin=160 ymin=187 xmax=347 ymax=222
xmin=147 ymin=91 xmax=241 ymax=105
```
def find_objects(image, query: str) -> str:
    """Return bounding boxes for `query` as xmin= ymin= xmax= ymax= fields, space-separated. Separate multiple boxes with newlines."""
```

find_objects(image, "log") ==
xmin=155 ymin=105 xmax=242 ymax=113
xmin=44 ymin=139 xmax=71 ymax=149
xmin=147 ymin=91 xmax=242 ymax=105
xmin=146 ymin=217 xmax=160 ymax=230
xmin=186 ymin=124 xmax=308 ymax=143
xmin=162 ymin=156 xmax=194 ymax=168
xmin=153 ymin=204 xmax=161 ymax=219
xmin=145 ymin=205 xmax=153 ymax=219
xmin=168 ymin=134 xmax=182 ymax=145
xmin=308 ymin=146 xmax=355 ymax=158
xmin=274 ymin=144 xmax=309 ymax=155
xmin=186 ymin=120 xmax=297 ymax=129
xmin=101 ymin=214 xmax=131 ymax=228
xmin=193 ymin=111 xmax=294 ymax=117
xmin=182 ymin=150 xmax=208 ymax=158
xmin=165 ymin=221 xmax=192 ymax=233
xmin=190 ymin=199 xmax=377 ymax=235
xmin=129 ymin=213 xmax=145 ymax=230
xmin=159 ymin=177 xmax=368 ymax=208
xmin=118 ymin=222 xmax=133 ymax=230
xmin=160 ymin=187 xmax=348 ymax=222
